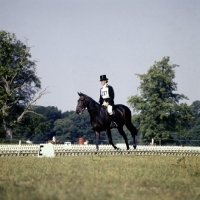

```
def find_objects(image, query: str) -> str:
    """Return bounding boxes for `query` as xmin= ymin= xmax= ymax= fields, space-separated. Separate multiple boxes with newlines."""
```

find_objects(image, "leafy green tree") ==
xmin=53 ymin=118 xmax=75 ymax=141
xmin=0 ymin=123 xmax=4 ymax=138
xmin=190 ymin=101 xmax=200 ymax=120
xmin=0 ymin=31 xmax=47 ymax=138
xmin=127 ymin=57 xmax=194 ymax=143
xmin=31 ymin=105 xmax=61 ymax=133
xmin=13 ymin=113 xmax=50 ymax=141
xmin=54 ymin=111 xmax=99 ymax=143
xmin=188 ymin=118 xmax=200 ymax=146
xmin=187 ymin=101 xmax=200 ymax=146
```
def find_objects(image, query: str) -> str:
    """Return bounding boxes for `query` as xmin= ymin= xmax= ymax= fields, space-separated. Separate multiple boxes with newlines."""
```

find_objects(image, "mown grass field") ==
xmin=0 ymin=155 xmax=200 ymax=200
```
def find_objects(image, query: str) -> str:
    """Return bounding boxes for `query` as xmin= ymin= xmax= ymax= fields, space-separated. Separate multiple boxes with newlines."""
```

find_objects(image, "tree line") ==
xmin=0 ymin=31 xmax=200 ymax=145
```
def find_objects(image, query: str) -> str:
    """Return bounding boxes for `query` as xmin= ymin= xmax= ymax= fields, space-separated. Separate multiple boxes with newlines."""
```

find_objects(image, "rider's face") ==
xmin=101 ymin=80 xmax=107 ymax=86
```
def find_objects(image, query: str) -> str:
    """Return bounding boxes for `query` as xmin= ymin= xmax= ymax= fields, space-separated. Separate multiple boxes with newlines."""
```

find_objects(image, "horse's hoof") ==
xmin=95 ymin=150 xmax=98 ymax=154
xmin=133 ymin=145 xmax=137 ymax=150
xmin=115 ymin=147 xmax=121 ymax=151
xmin=127 ymin=149 xmax=131 ymax=154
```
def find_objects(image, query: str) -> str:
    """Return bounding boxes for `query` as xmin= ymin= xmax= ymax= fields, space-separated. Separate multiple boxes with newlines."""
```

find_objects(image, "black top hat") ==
xmin=100 ymin=75 xmax=108 ymax=81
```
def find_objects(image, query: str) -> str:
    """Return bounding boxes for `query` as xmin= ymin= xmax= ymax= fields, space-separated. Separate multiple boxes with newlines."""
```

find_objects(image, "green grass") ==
xmin=0 ymin=155 xmax=200 ymax=200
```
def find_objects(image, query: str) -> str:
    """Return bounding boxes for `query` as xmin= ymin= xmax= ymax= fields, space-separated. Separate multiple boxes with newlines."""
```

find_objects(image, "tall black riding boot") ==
xmin=110 ymin=114 xmax=118 ymax=129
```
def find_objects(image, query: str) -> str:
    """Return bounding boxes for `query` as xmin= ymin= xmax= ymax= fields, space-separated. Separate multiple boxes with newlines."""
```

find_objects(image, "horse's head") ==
xmin=76 ymin=92 xmax=88 ymax=114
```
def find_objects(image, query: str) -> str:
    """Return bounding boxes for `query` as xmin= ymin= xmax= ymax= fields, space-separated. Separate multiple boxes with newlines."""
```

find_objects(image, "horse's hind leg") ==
xmin=95 ymin=131 xmax=100 ymax=151
xmin=126 ymin=123 xmax=137 ymax=149
xmin=117 ymin=127 xmax=130 ymax=150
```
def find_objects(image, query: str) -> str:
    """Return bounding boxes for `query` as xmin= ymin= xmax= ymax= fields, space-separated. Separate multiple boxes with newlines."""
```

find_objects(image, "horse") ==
xmin=47 ymin=139 xmax=62 ymax=144
xmin=76 ymin=92 xmax=137 ymax=151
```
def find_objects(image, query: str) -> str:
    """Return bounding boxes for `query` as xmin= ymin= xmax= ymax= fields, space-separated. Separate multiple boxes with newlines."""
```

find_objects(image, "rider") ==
xmin=99 ymin=75 xmax=117 ymax=128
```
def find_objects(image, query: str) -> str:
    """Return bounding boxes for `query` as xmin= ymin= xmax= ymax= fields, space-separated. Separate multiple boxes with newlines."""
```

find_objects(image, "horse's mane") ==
xmin=80 ymin=93 xmax=100 ymax=106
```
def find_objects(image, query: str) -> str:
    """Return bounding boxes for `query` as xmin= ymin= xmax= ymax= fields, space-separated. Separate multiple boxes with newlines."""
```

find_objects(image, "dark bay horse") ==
xmin=76 ymin=92 xmax=137 ymax=151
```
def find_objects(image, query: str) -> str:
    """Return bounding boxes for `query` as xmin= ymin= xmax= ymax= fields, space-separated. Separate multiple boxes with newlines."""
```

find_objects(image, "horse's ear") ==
xmin=77 ymin=92 xmax=85 ymax=97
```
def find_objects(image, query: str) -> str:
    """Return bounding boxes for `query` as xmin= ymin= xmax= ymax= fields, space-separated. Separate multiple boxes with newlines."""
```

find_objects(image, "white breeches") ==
xmin=103 ymin=101 xmax=113 ymax=115
xmin=107 ymin=105 xmax=113 ymax=115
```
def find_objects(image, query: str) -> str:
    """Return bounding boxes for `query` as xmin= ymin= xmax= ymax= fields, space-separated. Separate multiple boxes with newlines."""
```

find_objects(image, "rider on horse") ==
xmin=99 ymin=75 xmax=118 ymax=128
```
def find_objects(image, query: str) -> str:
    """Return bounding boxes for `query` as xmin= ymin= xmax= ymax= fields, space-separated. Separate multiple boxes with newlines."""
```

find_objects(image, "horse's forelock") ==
xmin=78 ymin=93 xmax=95 ymax=106
xmin=80 ymin=95 xmax=84 ymax=100
xmin=79 ymin=94 xmax=90 ymax=104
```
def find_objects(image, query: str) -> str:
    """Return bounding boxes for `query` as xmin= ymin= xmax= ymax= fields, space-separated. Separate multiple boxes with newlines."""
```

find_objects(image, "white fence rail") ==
xmin=0 ymin=144 xmax=200 ymax=157
xmin=1 ymin=144 xmax=200 ymax=151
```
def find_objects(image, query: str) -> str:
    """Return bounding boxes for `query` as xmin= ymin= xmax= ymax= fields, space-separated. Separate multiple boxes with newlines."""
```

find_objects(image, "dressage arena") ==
xmin=0 ymin=143 xmax=200 ymax=157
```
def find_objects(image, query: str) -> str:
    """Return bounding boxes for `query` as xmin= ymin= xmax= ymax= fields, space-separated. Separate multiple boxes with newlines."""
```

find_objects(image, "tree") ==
xmin=188 ymin=118 xmax=200 ymax=146
xmin=13 ymin=112 xmax=50 ymax=141
xmin=54 ymin=111 xmax=98 ymax=143
xmin=190 ymin=100 xmax=200 ymax=120
xmin=0 ymin=31 xmax=47 ymax=139
xmin=53 ymin=118 xmax=76 ymax=141
xmin=127 ymin=57 xmax=194 ymax=143
xmin=30 ymin=105 xmax=62 ymax=133
xmin=187 ymin=101 xmax=200 ymax=146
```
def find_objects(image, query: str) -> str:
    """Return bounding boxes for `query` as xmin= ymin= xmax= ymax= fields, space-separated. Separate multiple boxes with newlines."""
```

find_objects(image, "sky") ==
xmin=0 ymin=0 xmax=200 ymax=112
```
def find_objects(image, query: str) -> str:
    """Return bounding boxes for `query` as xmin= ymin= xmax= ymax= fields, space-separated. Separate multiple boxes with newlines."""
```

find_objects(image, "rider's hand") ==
xmin=103 ymin=101 xmax=109 ymax=107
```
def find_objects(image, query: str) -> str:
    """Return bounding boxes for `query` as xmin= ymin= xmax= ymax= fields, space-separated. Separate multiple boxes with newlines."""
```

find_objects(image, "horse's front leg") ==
xmin=117 ymin=127 xmax=130 ymax=150
xmin=106 ymin=129 xmax=118 ymax=150
xmin=95 ymin=131 xmax=100 ymax=151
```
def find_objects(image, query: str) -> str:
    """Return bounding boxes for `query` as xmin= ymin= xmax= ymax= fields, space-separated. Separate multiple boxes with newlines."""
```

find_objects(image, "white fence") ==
xmin=0 ymin=144 xmax=200 ymax=152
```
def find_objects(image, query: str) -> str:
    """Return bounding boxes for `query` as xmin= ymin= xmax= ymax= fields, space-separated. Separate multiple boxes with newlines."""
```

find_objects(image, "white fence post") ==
xmin=18 ymin=140 xmax=21 ymax=156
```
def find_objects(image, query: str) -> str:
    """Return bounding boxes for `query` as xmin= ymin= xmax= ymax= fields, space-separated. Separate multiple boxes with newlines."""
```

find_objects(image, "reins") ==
xmin=82 ymin=97 xmax=99 ymax=111
xmin=87 ymin=107 xmax=97 ymax=111
xmin=80 ymin=96 xmax=105 ymax=112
